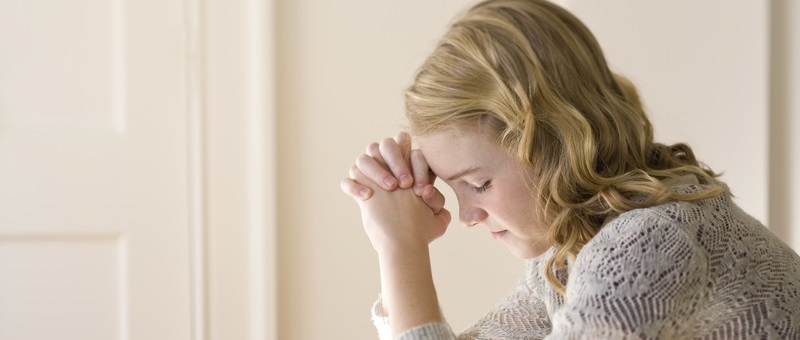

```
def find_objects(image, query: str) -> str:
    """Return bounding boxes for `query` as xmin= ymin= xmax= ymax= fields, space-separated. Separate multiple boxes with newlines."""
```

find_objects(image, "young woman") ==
xmin=340 ymin=0 xmax=800 ymax=338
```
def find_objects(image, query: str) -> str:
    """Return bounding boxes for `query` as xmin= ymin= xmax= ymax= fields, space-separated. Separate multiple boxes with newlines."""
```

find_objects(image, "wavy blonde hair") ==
xmin=404 ymin=0 xmax=726 ymax=296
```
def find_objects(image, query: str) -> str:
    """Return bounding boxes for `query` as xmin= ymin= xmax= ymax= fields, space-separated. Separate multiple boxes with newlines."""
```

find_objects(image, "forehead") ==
xmin=416 ymin=127 xmax=505 ymax=179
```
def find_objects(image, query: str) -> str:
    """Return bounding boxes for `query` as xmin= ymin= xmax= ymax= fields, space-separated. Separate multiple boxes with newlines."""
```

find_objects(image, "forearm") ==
xmin=378 ymin=244 xmax=443 ymax=338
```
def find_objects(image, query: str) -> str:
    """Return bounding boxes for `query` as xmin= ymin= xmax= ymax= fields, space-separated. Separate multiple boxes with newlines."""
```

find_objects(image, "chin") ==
xmin=509 ymin=241 xmax=551 ymax=259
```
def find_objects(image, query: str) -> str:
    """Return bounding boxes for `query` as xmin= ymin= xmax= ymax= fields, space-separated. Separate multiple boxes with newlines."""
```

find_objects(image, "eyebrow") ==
xmin=445 ymin=166 xmax=481 ymax=181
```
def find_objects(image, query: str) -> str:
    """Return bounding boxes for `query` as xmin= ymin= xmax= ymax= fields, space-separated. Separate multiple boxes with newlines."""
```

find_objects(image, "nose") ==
xmin=458 ymin=201 xmax=488 ymax=227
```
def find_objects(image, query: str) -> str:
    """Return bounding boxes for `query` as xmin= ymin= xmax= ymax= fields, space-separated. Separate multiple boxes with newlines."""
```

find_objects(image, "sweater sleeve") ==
xmin=371 ymin=296 xmax=394 ymax=340
xmin=371 ymin=295 xmax=455 ymax=340
xmin=371 ymin=273 xmax=552 ymax=340
xmin=545 ymin=212 xmax=709 ymax=339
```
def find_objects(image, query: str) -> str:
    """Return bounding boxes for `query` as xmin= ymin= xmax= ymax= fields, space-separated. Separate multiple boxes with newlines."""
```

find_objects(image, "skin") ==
xmin=341 ymin=128 xmax=551 ymax=336
xmin=345 ymin=133 xmax=449 ymax=337
xmin=417 ymin=127 xmax=551 ymax=258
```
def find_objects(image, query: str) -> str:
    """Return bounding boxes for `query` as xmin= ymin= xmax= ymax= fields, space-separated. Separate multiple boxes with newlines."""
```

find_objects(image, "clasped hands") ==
xmin=341 ymin=132 xmax=452 ymax=254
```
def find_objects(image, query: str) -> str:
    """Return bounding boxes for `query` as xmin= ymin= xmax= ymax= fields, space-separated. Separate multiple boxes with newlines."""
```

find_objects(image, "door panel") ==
xmin=0 ymin=0 xmax=192 ymax=339
xmin=0 ymin=236 xmax=123 ymax=339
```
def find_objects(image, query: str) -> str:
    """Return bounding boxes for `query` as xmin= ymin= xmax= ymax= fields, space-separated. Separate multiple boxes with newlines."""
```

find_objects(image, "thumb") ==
xmin=421 ymin=184 xmax=445 ymax=214
xmin=432 ymin=208 xmax=451 ymax=240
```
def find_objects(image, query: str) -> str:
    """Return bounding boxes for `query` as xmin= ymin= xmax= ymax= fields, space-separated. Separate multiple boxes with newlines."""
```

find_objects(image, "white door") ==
xmin=0 ymin=1 xmax=193 ymax=339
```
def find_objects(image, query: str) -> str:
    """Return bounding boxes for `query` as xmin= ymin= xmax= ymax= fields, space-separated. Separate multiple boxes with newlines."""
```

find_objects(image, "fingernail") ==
xmin=360 ymin=189 xmax=371 ymax=200
xmin=399 ymin=174 xmax=412 ymax=187
xmin=414 ymin=184 xmax=425 ymax=197
xmin=422 ymin=185 xmax=432 ymax=198
xmin=384 ymin=177 xmax=397 ymax=189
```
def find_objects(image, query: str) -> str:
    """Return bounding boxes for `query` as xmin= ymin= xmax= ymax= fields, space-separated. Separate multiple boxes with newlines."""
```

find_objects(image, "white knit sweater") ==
xmin=371 ymin=182 xmax=800 ymax=339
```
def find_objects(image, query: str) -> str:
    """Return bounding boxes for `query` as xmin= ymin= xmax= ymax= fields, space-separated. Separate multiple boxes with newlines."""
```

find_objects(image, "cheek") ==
xmin=497 ymin=185 xmax=538 ymax=223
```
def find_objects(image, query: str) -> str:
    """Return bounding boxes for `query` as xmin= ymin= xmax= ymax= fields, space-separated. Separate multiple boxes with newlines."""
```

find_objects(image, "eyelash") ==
xmin=474 ymin=180 xmax=492 ymax=194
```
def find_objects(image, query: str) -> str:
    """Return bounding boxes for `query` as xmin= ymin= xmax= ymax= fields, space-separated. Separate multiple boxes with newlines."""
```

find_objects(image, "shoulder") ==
xmin=568 ymin=199 xmax=711 ymax=302
xmin=579 ymin=199 xmax=705 ymax=262
xmin=549 ymin=201 xmax=713 ymax=337
xmin=584 ymin=182 xmax=731 ymax=256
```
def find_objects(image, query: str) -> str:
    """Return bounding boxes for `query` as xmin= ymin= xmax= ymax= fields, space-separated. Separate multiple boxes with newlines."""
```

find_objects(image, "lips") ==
xmin=491 ymin=230 xmax=508 ymax=239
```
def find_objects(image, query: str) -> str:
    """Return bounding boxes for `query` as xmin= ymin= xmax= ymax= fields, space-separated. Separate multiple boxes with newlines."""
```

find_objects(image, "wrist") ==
xmin=376 ymin=241 xmax=442 ymax=335
xmin=376 ymin=240 xmax=429 ymax=260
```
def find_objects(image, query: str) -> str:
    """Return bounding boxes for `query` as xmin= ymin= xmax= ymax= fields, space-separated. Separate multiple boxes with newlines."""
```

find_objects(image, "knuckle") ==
xmin=394 ymin=135 xmax=405 ymax=146
xmin=380 ymin=137 xmax=395 ymax=146
xmin=380 ymin=139 xmax=399 ymax=155
xmin=340 ymin=179 xmax=356 ymax=193
xmin=355 ymin=154 xmax=370 ymax=166
xmin=366 ymin=142 xmax=380 ymax=155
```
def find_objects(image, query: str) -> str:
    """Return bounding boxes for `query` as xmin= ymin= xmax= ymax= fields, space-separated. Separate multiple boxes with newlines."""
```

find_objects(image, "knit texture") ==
xmin=372 ymin=182 xmax=800 ymax=339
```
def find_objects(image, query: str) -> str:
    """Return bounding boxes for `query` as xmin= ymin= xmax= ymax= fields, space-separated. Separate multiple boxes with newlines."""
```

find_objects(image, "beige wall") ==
xmin=276 ymin=2 xmax=514 ymax=338
xmin=275 ymin=1 xmax=798 ymax=339
xmin=570 ymin=1 xmax=769 ymax=224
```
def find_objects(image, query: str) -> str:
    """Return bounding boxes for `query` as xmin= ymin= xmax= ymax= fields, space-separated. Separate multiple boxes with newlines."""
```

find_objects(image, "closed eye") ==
xmin=474 ymin=180 xmax=492 ymax=194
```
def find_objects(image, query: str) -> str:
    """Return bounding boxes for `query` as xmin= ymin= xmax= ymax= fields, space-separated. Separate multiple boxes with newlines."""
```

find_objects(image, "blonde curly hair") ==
xmin=404 ymin=0 xmax=726 ymax=296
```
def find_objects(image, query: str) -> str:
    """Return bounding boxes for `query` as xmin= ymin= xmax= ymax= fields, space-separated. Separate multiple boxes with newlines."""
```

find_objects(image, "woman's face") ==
xmin=417 ymin=126 xmax=552 ymax=258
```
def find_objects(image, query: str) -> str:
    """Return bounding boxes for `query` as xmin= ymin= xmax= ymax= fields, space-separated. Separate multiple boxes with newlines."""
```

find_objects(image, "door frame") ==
xmin=187 ymin=0 xmax=276 ymax=339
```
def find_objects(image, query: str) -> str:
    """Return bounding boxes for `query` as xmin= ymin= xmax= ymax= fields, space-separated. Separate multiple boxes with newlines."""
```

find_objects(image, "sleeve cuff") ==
xmin=397 ymin=322 xmax=455 ymax=340
xmin=371 ymin=294 xmax=454 ymax=340
xmin=372 ymin=295 xmax=392 ymax=340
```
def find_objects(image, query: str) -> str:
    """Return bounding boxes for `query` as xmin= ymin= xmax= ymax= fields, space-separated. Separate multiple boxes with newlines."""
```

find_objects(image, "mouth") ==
xmin=490 ymin=230 xmax=508 ymax=240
